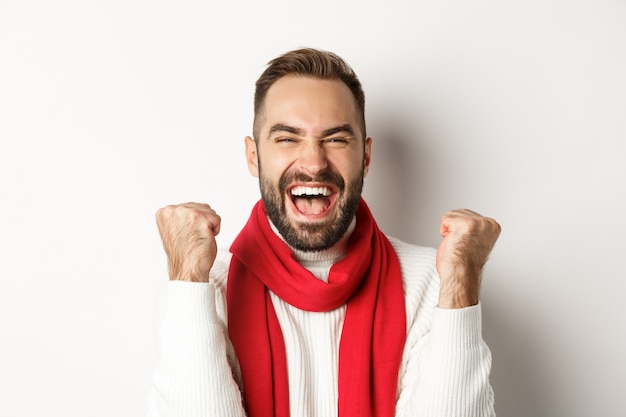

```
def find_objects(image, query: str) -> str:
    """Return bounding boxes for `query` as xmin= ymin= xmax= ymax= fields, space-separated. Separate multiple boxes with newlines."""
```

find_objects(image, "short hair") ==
xmin=253 ymin=48 xmax=366 ymax=141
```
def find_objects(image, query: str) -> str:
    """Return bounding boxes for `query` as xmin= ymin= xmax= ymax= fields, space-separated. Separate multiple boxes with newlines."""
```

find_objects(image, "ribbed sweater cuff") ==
xmin=429 ymin=303 xmax=483 ymax=351
xmin=166 ymin=280 xmax=217 ymax=323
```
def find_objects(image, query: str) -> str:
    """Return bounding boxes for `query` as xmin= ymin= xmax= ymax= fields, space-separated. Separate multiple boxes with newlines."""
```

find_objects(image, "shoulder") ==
xmin=386 ymin=236 xmax=440 ymax=326
xmin=388 ymin=236 xmax=438 ymax=271
xmin=387 ymin=236 xmax=439 ymax=287
xmin=209 ymin=249 xmax=233 ymax=292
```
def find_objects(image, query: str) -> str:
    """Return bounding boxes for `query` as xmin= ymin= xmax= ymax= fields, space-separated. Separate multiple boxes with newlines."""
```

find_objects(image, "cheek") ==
xmin=258 ymin=160 xmax=285 ymax=188
xmin=332 ymin=154 xmax=364 ymax=178
xmin=260 ymin=153 xmax=295 ymax=178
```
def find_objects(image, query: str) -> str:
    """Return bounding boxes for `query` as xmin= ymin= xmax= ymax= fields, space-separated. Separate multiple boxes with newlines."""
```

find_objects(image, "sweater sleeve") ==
xmin=396 ymin=305 xmax=495 ymax=417
xmin=146 ymin=278 xmax=246 ymax=417
xmin=391 ymin=239 xmax=495 ymax=417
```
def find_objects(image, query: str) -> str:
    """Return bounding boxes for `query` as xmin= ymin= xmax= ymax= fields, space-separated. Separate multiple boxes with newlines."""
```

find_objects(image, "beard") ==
xmin=260 ymin=168 xmax=363 ymax=252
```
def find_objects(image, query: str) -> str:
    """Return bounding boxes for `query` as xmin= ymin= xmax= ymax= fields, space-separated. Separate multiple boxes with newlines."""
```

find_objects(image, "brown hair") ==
xmin=253 ymin=48 xmax=366 ymax=141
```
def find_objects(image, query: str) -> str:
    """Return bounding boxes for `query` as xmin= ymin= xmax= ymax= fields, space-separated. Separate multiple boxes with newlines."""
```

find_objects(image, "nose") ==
xmin=297 ymin=143 xmax=328 ymax=176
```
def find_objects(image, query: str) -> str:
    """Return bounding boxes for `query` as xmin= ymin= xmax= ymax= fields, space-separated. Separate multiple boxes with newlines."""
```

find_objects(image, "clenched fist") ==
xmin=436 ymin=209 xmax=501 ymax=309
xmin=155 ymin=203 xmax=221 ymax=282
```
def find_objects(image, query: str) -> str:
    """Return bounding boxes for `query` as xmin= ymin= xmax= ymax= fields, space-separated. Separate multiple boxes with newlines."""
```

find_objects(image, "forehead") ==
xmin=260 ymin=75 xmax=360 ymax=136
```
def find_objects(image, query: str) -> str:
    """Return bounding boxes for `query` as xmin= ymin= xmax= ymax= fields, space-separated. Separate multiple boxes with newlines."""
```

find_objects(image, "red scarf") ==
xmin=227 ymin=199 xmax=406 ymax=417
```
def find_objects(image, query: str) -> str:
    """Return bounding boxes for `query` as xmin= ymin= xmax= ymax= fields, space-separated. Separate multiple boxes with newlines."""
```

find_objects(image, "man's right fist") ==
xmin=155 ymin=203 xmax=221 ymax=282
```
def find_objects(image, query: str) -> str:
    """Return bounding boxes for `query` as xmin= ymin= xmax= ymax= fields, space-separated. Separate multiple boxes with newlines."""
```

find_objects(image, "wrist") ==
xmin=438 ymin=291 xmax=478 ymax=309
xmin=169 ymin=264 xmax=210 ymax=282
xmin=438 ymin=279 xmax=479 ymax=309
xmin=437 ymin=266 xmax=481 ymax=308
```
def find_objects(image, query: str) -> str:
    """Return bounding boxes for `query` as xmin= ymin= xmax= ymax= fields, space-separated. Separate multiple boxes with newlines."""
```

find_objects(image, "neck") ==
xmin=269 ymin=217 xmax=356 ymax=282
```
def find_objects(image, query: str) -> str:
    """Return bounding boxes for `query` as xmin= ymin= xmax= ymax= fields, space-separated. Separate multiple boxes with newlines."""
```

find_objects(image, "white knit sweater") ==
xmin=147 ymin=235 xmax=495 ymax=417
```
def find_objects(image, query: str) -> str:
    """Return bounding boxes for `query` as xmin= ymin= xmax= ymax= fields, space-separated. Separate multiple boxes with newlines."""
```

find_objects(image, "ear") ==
xmin=245 ymin=136 xmax=259 ymax=178
xmin=363 ymin=136 xmax=373 ymax=178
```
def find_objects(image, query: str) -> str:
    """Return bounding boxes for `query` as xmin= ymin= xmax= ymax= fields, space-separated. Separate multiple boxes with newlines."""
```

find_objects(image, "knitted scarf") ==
xmin=227 ymin=199 xmax=406 ymax=417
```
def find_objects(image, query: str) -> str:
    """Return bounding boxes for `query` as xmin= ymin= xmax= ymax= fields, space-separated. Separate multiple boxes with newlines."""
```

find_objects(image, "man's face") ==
xmin=245 ymin=75 xmax=372 ymax=251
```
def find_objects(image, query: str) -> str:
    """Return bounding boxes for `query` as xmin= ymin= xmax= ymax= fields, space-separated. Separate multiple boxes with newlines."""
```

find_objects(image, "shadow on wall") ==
xmin=365 ymin=114 xmax=546 ymax=417
xmin=363 ymin=132 xmax=412 ymax=240
xmin=363 ymin=118 xmax=436 ymax=247
xmin=483 ymin=296 xmax=549 ymax=417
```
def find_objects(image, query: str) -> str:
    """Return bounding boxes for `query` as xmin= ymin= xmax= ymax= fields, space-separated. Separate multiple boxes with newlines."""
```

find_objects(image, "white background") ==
xmin=1 ymin=1 xmax=625 ymax=416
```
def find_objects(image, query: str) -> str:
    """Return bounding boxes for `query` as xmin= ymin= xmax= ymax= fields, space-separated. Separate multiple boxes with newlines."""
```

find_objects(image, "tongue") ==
xmin=294 ymin=197 xmax=330 ymax=215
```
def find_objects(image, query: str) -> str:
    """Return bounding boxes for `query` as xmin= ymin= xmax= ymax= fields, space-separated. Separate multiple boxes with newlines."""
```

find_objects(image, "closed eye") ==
xmin=324 ymin=137 xmax=351 ymax=145
xmin=275 ymin=137 xmax=297 ymax=143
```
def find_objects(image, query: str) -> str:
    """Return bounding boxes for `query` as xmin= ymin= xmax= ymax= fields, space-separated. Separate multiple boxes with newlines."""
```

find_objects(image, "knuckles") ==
xmin=155 ymin=203 xmax=221 ymax=239
xmin=441 ymin=209 xmax=501 ymax=241
xmin=156 ymin=203 xmax=218 ymax=224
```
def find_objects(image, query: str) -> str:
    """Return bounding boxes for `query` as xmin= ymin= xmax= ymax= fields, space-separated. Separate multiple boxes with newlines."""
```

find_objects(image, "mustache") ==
xmin=279 ymin=171 xmax=346 ymax=193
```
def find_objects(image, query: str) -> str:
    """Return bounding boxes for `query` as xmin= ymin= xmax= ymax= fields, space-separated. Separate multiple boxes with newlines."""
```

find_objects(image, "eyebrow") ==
xmin=267 ymin=123 xmax=355 ymax=139
xmin=268 ymin=124 xmax=304 ymax=137
xmin=322 ymin=124 xmax=355 ymax=138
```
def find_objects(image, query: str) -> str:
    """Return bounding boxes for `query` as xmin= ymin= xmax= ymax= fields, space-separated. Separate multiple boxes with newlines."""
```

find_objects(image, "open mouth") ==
xmin=289 ymin=185 xmax=335 ymax=216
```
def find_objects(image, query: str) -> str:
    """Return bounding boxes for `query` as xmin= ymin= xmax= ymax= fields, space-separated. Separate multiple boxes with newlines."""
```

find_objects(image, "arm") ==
xmin=396 ymin=303 xmax=495 ymax=417
xmin=395 ymin=209 xmax=500 ymax=416
xmin=147 ymin=203 xmax=246 ymax=417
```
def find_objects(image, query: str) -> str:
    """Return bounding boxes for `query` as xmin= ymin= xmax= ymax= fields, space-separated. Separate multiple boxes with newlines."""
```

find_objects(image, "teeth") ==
xmin=290 ymin=186 xmax=331 ymax=197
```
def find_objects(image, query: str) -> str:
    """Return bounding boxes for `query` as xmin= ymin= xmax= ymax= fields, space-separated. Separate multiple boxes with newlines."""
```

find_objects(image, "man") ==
xmin=148 ymin=48 xmax=501 ymax=417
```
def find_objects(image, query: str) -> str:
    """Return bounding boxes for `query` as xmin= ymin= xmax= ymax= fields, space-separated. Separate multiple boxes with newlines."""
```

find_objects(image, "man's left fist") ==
xmin=436 ymin=209 xmax=501 ymax=309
